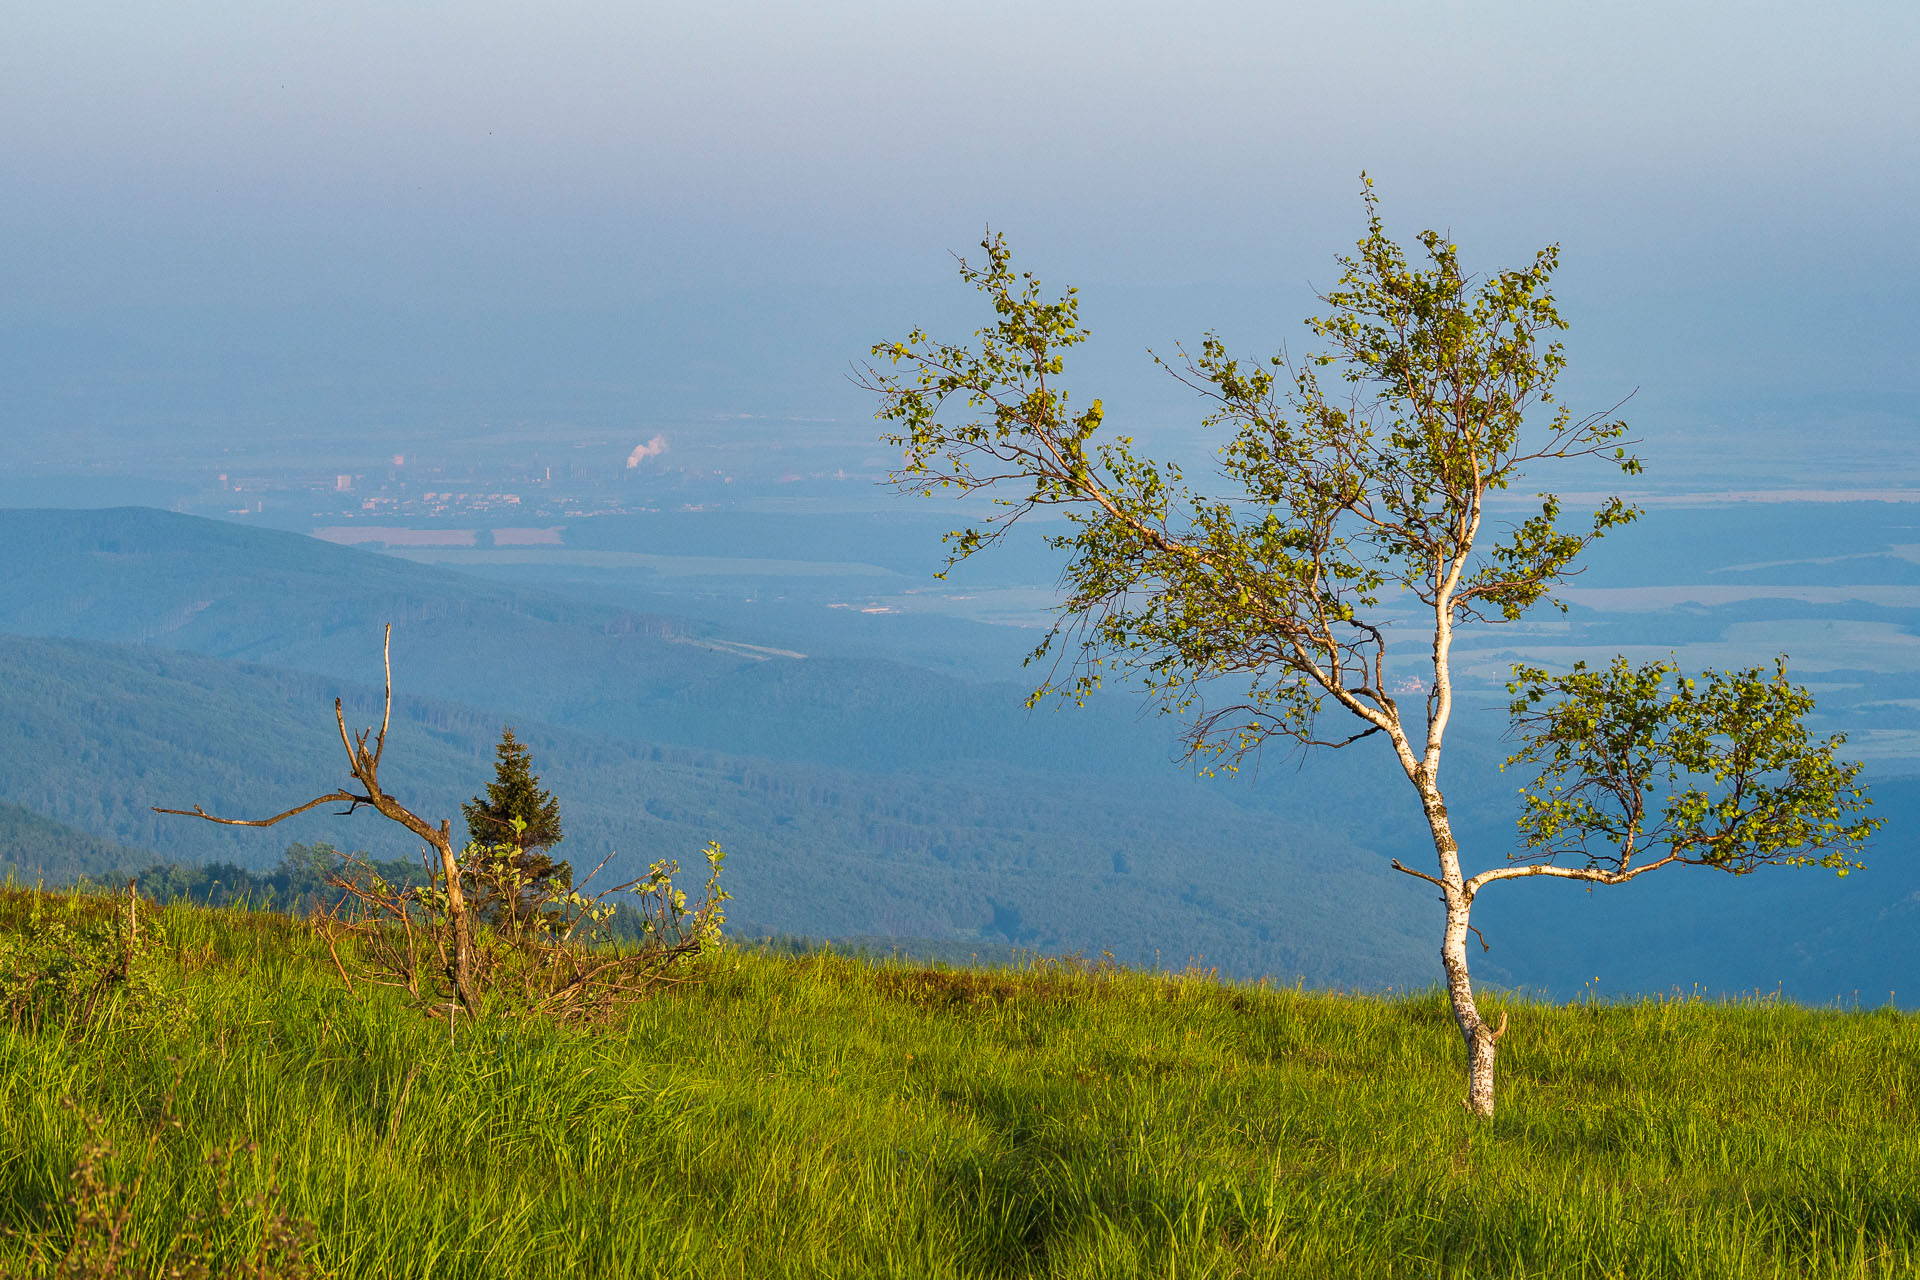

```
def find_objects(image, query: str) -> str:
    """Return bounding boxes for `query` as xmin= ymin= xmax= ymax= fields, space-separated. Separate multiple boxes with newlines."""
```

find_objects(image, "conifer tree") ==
xmin=463 ymin=727 xmax=568 ymax=898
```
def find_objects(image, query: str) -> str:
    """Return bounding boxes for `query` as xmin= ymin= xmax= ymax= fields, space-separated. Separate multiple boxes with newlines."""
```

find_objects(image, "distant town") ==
xmin=211 ymin=451 xmax=656 ymax=526
xmin=88 ymin=416 xmax=893 ymax=535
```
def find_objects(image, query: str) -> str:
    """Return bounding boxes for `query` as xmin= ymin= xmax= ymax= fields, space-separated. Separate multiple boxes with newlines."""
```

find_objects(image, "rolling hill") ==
xmin=0 ymin=800 xmax=152 ymax=884
xmin=3 ymin=504 xmax=1918 ymax=1002
xmin=0 ymin=630 xmax=1438 ymax=986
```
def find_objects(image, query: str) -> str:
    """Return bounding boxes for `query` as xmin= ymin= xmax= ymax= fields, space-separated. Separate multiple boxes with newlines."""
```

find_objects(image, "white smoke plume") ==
xmin=625 ymin=435 xmax=669 ymax=468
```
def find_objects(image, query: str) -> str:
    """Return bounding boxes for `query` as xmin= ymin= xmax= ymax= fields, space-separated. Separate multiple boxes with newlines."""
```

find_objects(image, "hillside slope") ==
xmin=0 ymin=801 xmax=152 ymax=884
xmin=5 ymin=896 xmax=1919 ymax=1280
xmin=0 ymin=507 xmax=1266 ymax=781
xmin=0 ymin=631 xmax=1438 ymax=986
xmin=3 ymin=505 xmax=1916 ymax=1001
xmin=0 ymin=505 xmax=752 ymax=701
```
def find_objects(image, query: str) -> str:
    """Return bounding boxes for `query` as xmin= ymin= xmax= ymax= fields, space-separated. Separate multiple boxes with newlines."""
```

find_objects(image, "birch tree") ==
xmin=861 ymin=185 xmax=1878 ymax=1116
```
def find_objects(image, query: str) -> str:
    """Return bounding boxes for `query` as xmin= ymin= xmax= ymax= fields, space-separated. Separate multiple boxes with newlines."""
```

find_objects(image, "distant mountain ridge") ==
xmin=0 ymin=505 xmax=745 ymax=697
xmin=0 ymin=507 xmax=1212 ymax=779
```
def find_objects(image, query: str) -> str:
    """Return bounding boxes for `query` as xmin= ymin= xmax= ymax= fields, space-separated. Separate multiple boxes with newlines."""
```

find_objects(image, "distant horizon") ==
xmin=1 ymin=4 xmax=1914 ymax=501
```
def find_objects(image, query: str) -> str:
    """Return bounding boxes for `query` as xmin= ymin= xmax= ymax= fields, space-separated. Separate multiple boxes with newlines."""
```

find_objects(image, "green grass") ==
xmin=3 ymin=888 xmax=1920 ymax=1278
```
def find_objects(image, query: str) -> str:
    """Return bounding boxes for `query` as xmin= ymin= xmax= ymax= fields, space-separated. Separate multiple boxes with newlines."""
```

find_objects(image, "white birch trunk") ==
xmin=1419 ymin=772 xmax=1501 ymax=1117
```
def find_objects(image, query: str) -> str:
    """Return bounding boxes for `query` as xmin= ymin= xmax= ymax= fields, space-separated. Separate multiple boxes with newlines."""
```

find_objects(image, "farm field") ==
xmin=4 ymin=888 xmax=1919 ymax=1278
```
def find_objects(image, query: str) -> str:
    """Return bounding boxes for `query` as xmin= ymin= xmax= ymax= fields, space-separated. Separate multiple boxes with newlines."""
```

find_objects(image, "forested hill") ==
xmin=0 ymin=506 xmax=1235 ymax=780
xmin=0 ymin=631 xmax=1438 ymax=987
xmin=0 ymin=801 xmax=151 ymax=884
xmin=4 ymin=505 xmax=1919 ymax=1002
xmin=0 ymin=505 xmax=748 ymax=702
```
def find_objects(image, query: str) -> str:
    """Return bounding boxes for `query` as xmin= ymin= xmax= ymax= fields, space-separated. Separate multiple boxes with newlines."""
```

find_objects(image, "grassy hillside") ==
xmin=3 ymin=890 xmax=1919 ymax=1278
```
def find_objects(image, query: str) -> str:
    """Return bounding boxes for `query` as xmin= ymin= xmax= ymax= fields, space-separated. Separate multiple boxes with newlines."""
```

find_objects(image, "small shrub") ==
xmin=317 ymin=837 xmax=729 ymax=1025
xmin=0 ymin=887 xmax=182 ymax=1033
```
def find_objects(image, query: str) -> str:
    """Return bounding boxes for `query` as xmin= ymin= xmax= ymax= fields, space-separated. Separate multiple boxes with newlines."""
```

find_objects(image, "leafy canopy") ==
xmin=1502 ymin=657 xmax=1877 ymax=884
xmin=867 ymin=186 xmax=1876 ymax=883
xmin=869 ymin=180 xmax=1640 ymax=770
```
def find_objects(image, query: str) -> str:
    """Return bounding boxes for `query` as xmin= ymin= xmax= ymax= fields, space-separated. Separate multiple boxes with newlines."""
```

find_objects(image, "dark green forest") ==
xmin=0 ymin=628 xmax=1433 ymax=985
xmin=0 ymin=801 xmax=148 ymax=885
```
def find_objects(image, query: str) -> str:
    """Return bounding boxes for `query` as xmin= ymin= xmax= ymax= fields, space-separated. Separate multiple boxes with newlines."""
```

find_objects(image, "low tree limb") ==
xmin=153 ymin=792 xmax=367 ymax=827
xmin=1389 ymin=858 xmax=1446 ymax=889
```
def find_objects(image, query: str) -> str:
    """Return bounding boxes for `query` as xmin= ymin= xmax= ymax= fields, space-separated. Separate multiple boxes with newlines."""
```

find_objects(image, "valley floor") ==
xmin=3 ymin=889 xmax=1918 ymax=1278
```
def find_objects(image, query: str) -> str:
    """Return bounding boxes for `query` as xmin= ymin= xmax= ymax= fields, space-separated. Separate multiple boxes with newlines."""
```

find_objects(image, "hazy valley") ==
xmin=0 ymin=501 xmax=1915 ymax=1003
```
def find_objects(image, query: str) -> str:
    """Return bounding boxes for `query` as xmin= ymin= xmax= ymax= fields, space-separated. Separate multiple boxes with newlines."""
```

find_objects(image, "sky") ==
xmin=2 ymin=1 xmax=1916 ymax=483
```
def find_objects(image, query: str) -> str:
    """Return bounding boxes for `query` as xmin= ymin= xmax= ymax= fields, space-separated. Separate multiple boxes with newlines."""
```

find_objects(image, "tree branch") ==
xmin=377 ymin=622 xmax=393 ymax=771
xmin=334 ymin=698 xmax=360 ymax=781
xmin=1389 ymin=858 xmax=1446 ymax=889
xmin=152 ymin=791 xmax=366 ymax=828
xmin=1466 ymin=852 xmax=1683 ymax=896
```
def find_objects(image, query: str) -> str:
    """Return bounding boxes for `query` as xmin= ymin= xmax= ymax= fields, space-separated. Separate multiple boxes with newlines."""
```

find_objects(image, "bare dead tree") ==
xmin=154 ymin=625 xmax=481 ymax=1013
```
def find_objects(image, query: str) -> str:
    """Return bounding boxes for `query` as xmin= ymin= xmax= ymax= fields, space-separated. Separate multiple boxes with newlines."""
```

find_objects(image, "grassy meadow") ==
xmin=3 ymin=886 xmax=1920 ymax=1278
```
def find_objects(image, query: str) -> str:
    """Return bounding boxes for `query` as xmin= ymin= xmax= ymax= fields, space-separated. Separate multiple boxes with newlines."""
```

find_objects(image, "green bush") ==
xmin=0 ymin=889 xmax=182 ymax=1033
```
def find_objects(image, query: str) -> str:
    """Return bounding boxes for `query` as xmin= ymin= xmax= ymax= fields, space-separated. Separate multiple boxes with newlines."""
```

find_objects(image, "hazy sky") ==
xmin=2 ymin=1 xmax=1916 ymax=477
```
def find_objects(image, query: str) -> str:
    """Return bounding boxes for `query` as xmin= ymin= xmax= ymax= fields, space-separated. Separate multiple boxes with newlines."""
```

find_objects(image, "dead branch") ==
xmin=317 ymin=846 xmax=725 ymax=1026
xmin=152 ymin=793 xmax=365 ymax=827
xmin=378 ymin=623 xmax=393 ymax=769
xmin=153 ymin=624 xmax=723 ymax=1026
xmin=1389 ymin=858 xmax=1446 ymax=889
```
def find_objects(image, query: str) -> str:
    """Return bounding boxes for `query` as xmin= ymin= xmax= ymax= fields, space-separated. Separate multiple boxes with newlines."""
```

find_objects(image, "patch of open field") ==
xmin=3 ymin=890 xmax=1918 ymax=1278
